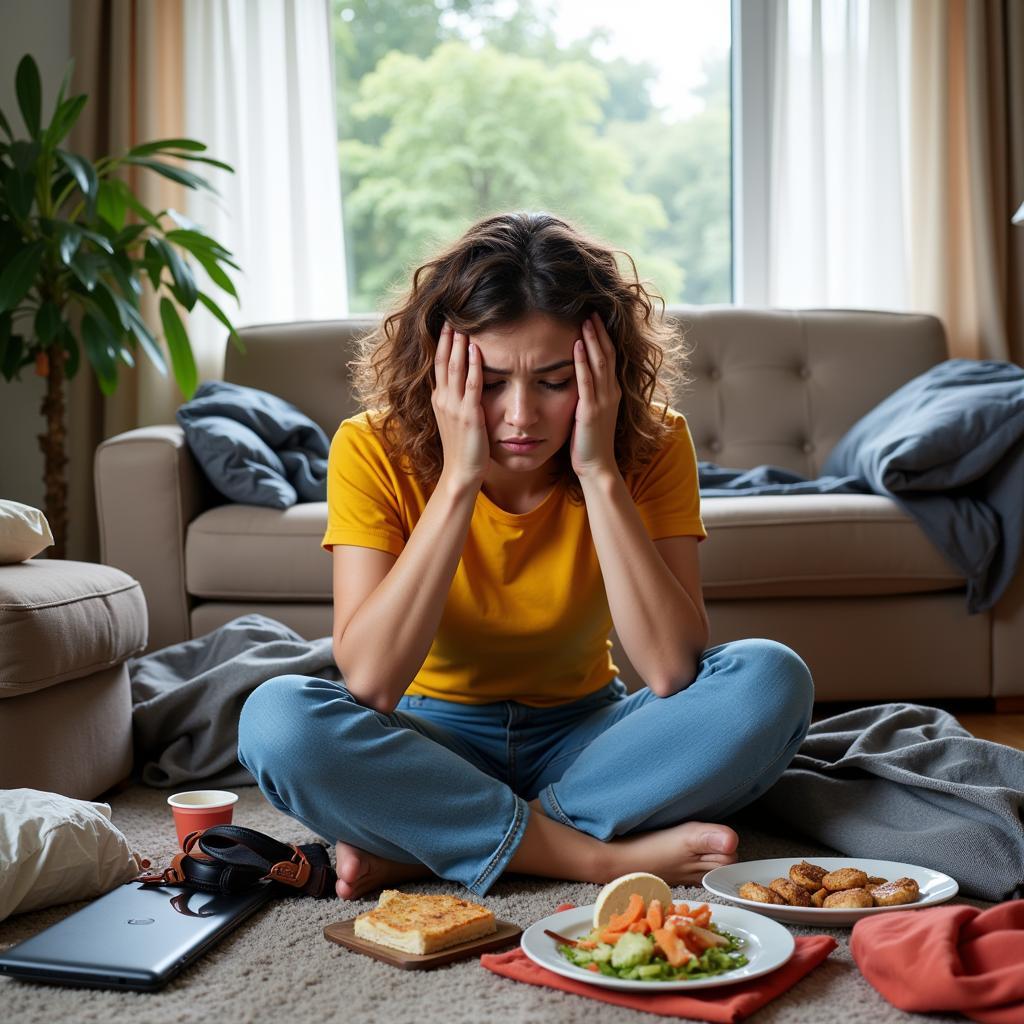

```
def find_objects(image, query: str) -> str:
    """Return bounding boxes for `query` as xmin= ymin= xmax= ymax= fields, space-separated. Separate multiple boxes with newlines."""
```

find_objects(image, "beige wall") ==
xmin=0 ymin=0 xmax=71 ymax=509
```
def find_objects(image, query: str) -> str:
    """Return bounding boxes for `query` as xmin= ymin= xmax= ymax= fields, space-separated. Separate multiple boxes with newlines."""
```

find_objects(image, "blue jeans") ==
xmin=237 ymin=638 xmax=813 ymax=897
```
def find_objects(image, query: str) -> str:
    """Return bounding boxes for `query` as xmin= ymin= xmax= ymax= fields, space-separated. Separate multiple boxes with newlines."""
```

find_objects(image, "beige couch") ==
xmin=94 ymin=307 xmax=1024 ymax=707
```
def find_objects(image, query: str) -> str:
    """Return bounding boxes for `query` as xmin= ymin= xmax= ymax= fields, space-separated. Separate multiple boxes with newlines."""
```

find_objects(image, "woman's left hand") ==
xmin=570 ymin=312 xmax=622 ymax=479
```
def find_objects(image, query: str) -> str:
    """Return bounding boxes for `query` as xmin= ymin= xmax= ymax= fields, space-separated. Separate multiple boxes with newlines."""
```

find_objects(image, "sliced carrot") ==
xmin=652 ymin=927 xmax=695 ymax=968
xmin=627 ymin=919 xmax=652 ymax=934
xmin=672 ymin=902 xmax=691 ymax=917
xmin=607 ymin=893 xmax=645 ymax=932
xmin=586 ymin=962 xmax=600 ymax=972
xmin=646 ymin=898 xmax=665 ymax=931
xmin=600 ymin=927 xmax=627 ymax=944
xmin=577 ymin=940 xmax=598 ymax=950
xmin=688 ymin=903 xmax=712 ymax=927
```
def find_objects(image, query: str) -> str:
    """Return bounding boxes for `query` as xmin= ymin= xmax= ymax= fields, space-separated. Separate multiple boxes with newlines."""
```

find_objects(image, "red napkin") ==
xmin=851 ymin=900 xmax=1024 ymax=1024
xmin=480 ymin=902 xmax=837 ymax=1022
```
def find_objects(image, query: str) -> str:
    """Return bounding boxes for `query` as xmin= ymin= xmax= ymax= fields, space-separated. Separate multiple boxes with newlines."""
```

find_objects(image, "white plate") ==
xmin=702 ymin=857 xmax=959 ymax=926
xmin=520 ymin=902 xmax=795 ymax=991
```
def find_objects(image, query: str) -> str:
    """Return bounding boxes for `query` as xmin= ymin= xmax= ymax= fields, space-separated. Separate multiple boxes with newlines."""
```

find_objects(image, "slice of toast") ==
xmin=353 ymin=890 xmax=497 ymax=954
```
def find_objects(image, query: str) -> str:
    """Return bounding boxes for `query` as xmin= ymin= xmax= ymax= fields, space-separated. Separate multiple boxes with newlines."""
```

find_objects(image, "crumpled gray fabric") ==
xmin=129 ymin=614 xmax=339 ymax=788
xmin=746 ymin=702 xmax=1024 ymax=902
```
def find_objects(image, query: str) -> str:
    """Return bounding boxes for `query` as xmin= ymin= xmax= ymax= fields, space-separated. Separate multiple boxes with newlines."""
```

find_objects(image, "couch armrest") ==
xmin=993 ymin=562 xmax=1024 ymax=700
xmin=94 ymin=426 xmax=214 ymax=653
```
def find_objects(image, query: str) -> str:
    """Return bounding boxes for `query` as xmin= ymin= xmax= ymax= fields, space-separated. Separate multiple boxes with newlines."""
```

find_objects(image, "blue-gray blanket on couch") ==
xmin=699 ymin=359 xmax=1024 ymax=613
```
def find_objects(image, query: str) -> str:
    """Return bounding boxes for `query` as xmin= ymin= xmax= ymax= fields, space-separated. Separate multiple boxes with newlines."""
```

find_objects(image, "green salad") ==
xmin=558 ymin=926 xmax=748 ymax=982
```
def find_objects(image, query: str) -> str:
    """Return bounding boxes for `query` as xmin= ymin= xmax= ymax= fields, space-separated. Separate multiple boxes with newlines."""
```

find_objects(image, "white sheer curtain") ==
xmin=182 ymin=0 xmax=347 ymax=378
xmin=765 ymin=0 xmax=910 ymax=309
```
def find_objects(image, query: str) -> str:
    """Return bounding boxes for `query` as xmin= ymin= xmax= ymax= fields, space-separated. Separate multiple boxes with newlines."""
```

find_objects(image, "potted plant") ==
xmin=0 ymin=54 xmax=243 ymax=558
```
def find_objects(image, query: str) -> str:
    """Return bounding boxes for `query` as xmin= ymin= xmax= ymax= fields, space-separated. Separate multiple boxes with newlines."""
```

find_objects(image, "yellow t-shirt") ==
xmin=321 ymin=406 xmax=707 ymax=707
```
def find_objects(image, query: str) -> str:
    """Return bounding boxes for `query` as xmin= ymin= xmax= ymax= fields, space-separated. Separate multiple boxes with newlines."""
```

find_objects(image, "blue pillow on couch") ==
xmin=176 ymin=381 xmax=330 ymax=509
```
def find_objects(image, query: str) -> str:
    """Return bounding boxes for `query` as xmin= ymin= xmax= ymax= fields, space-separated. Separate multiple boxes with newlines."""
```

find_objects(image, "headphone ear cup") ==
xmin=179 ymin=853 xmax=264 ymax=893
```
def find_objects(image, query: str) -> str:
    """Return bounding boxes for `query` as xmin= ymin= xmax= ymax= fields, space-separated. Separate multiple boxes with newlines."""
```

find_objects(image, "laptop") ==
xmin=0 ymin=880 xmax=275 ymax=992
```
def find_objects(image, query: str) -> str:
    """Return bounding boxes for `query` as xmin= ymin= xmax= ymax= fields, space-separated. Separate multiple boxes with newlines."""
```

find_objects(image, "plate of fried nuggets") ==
xmin=702 ymin=857 xmax=959 ymax=927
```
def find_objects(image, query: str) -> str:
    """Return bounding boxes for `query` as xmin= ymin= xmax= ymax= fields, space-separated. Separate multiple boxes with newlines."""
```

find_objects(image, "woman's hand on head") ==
xmin=570 ymin=312 xmax=622 ymax=479
xmin=431 ymin=321 xmax=491 ymax=491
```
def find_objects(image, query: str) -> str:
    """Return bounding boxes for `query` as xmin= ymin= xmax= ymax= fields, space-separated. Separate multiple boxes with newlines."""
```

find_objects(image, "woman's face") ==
xmin=470 ymin=312 xmax=581 ymax=478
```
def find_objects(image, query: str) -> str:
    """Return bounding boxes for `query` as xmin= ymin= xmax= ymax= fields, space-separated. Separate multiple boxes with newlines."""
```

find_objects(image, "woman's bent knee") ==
xmin=238 ymin=674 xmax=341 ymax=775
xmin=708 ymin=638 xmax=814 ymax=723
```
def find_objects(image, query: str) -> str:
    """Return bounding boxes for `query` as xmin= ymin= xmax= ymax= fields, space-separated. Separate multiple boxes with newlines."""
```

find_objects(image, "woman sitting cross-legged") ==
xmin=237 ymin=210 xmax=814 ymax=901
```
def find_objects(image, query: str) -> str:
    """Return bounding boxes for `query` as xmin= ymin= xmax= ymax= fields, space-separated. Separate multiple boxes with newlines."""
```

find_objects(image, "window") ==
xmin=331 ymin=0 xmax=732 ymax=313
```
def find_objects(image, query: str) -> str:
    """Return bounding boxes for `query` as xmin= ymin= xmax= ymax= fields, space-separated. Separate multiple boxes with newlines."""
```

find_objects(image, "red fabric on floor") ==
xmin=851 ymin=901 xmax=1024 ymax=1024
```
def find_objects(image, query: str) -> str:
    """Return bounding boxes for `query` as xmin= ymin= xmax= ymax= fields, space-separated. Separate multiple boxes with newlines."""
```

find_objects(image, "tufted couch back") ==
xmin=224 ymin=306 xmax=947 ymax=476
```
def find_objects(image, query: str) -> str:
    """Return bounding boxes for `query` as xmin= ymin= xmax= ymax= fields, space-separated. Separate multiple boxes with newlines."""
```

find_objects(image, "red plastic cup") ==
xmin=167 ymin=790 xmax=239 ymax=848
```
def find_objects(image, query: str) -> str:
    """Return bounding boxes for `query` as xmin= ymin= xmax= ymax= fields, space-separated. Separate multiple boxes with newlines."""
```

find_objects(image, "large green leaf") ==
xmin=69 ymin=250 xmax=106 ymax=291
xmin=127 ymin=138 xmax=207 ymax=157
xmin=89 ymin=280 xmax=129 ymax=332
xmin=163 ymin=229 xmax=239 ymax=268
xmin=9 ymin=140 xmax=39 ymax=173
xmin=0 ymin=107 xmax=12 ymax=142
xmin=113 ymin=223 xmax=148 ymax=249
xmin=151 ymin=237 xmax=197 ymax=309
xmin=104 ymin=250 xmax=143 ymax=299
xmin=111 ymin=179 xmax=161 ymax=227
xmin=122 ymin=157 xmax=215 ymax=194
xmin=57 ymin=222 xmax=82 ymax=265
xmin=56 ymin=149 xmax=99 ymax=203
xmin=44 ymin=95 xmax=87 ymax=150
xmin=197 ymin=291 xmax=245 ymax=353
xmin=0 ymin=240 xmax=45 ymax=312
xmin=159 ymin=297 xmax=198 ymax=397
xmin=97 ymin=179 xmax=127 ymax=231
xmin=4 ymin=165 xmax=36 ymax=220
xmin=15 ymin=55 xmax=42 ymax=138
xmin=189 ymin=245 xmax=239 ymax=301
xmin=81 ymin=312 xmax=119 ymax=395
xmin=101 ymin=283 xmax=167 ymax=375
xmin=34 ymin=301 xmax=63 ymax=344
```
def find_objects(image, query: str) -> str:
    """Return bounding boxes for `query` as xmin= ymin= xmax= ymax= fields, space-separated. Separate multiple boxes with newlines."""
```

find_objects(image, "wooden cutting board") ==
xmin=323 ymin=917 xmax=522 ymax=969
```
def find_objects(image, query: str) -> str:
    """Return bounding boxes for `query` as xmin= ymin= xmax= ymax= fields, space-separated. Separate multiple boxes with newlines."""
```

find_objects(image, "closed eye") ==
xmin=483 ymin=379 xmax=573 ymax=392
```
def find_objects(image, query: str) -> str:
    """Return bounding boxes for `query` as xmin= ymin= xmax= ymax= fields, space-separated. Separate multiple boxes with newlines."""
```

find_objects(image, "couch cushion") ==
xmin=187 ymin=494 xmax=965 ymax=603
xmin=186 ymin=503 xmax=331 ymax=600
xmin=0 ymin=561 xmax=148 ymax=696
xmin=700 ymin=494 xmax=964 ymax=598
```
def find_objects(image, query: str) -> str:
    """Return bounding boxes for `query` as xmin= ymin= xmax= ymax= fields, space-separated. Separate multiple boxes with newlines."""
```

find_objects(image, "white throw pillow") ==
xmin=0 ymin=500 xmax=54 ymax=563
xmin=0 ymin=789 xmax=144 ymax=922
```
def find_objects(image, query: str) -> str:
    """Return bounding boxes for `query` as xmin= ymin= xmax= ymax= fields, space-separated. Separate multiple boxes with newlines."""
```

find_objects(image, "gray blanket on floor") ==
xmin=130 ymin=615 xmax=339 ymax=789
xmin=130 ymin=615 xmax=1024 ymax=901
xmin=746 ymin=703 xmax=1024 ymax=902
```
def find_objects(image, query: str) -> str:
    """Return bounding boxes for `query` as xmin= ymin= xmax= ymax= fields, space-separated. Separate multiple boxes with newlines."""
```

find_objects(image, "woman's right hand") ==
xmin=431 ymin=321 xmax=491 ymax=491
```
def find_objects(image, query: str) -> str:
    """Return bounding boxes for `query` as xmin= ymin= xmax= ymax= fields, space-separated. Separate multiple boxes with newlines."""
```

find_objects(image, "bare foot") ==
xmin=607 ymin=820 xmax=739 ymax=885
xmin=334 ymin=840 xmax=434 ymax=901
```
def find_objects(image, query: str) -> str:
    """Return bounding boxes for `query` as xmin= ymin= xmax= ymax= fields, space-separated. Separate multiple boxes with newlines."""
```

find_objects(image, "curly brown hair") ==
xmin=348 ymin=210 xmax=691 ymax=505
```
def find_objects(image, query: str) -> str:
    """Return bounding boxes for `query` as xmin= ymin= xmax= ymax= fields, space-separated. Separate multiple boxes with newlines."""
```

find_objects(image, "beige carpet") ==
xmin=0 ymin=784 xmax=988 ymax=1024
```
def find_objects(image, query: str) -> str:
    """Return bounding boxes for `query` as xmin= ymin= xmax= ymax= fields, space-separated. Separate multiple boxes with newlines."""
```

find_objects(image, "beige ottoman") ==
xmin=0 ymin=560 xmax=147 ymax=799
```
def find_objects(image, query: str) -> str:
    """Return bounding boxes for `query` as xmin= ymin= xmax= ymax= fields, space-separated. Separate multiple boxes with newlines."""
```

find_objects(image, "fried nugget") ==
xmin=870 ymin=877 xmax=920 ymax=906
xmin=738 ymin=881 xmax=786 ymax=904
xmin=810 ymin=887 xmax=827 ymax=907
xmin=865 ymin=876 xmax=888 ymax=887
xmin=823 ymin=887 xmax=874 ymax=909
xmin=789 ymin=860 xmax=828 ymax=891
xmin=769 ymin=877 xmax=813 ymax=907
xmin=822 ymin=867 xmax=868 ymax=891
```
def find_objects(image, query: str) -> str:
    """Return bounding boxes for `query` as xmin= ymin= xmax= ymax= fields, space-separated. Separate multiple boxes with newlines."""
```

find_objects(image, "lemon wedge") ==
xmin=592 ymin=872 xmax=673 ymax=930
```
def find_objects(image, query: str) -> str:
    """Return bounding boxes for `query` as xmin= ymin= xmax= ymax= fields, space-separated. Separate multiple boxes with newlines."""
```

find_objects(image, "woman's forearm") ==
xmin=335 ymin=472 xmax=479 ymax=714
xmin=580 ymin=469 xmax=708 ymax=695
